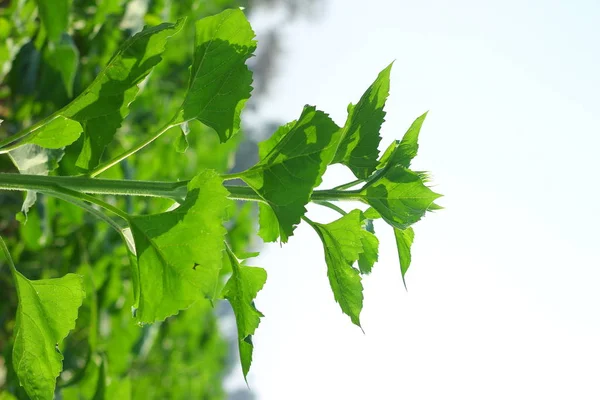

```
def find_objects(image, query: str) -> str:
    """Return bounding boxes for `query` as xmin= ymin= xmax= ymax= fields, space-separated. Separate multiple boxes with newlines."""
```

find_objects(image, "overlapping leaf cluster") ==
xmin=0 ymin=4 xmax=441 ymax=399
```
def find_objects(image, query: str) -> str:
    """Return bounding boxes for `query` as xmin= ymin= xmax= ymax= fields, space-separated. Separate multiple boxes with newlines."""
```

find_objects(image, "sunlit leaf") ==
xmin=239 ymin=106 xmax=340 ymax=242
xmin=359 ymin=166 xmax=441 ymax=231
xmin=222 ymin=247 xmax=266 ymax=380
xmin=332 ymin=64 xmax=392 ymax=179
xmin=173 ymin=9 xmax=256 ymax=142
xmin=128 ymin=169 xmax=232 ymax=323
xmin=1 ymin=237 xmax=85 ymax=400
xmin=307 ymin=210 xmax=372 ymax=326
xmin=394 ymin=227 xmax=415 ymax=289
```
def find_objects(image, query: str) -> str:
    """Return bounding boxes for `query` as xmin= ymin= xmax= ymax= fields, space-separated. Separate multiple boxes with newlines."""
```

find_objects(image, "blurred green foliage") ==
xmin=0 ymin=1 xmax=260 ymax=398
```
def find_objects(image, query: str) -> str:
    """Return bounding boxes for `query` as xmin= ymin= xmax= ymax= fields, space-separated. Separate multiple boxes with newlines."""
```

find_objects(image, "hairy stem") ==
xmin=0 ymin=173 xmax=364 ymax=203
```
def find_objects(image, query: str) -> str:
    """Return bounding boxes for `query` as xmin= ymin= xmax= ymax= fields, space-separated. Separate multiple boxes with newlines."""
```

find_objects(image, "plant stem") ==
xmin=0 ymin=173 xmax=364 ymax=203
xmin=0 ymin=173 xmax=187 ymax=199
xmin=89 ymin=121 xmax=179 ymax=177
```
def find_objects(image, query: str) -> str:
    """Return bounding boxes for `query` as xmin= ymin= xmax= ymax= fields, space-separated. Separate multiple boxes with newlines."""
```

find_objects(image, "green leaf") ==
xmin=239 ymin=106 xmax=340 ymax=242
xmin=357 ymin=215 xmax=379 ymax=275
xmin=0 ymin=237 xmax=85 ymax=400
xmin=222 ymin=247 xmax=267 ymax=380
xmin=41 ymin=36 xmax=79 ymax=99
xmin=332 ymin=63 xmax=392 ymax=179
xmin=394 ymin=227 xmax=415 ymax=289
xmin=25 ymin=116 xmax=83 ymax=149
xmin=257 ymin=203 xmax=279 ymax=243
xmin=128 ymin=169 xmax=232 ymax=323
xmin=35 ymin=0 xmax=69 ymax=42
xmin=378 ymin=112 xmax=427 ymax=170
xmin=174 ymin=9 xmax=256 ymax=142
xmin=307 ymin=210 xmax=370 ymax=326
xmin=360 ymin=166 xmax=441 ymax=231
xmin=17 ymin=20 xmax=183 ymax=170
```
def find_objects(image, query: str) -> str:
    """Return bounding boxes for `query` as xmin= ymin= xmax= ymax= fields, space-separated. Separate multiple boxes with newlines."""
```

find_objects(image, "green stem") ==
xmin=0 ymin=173 xmax=365 ymax=203
xmin=331 ymin=179 xmax=364 ymax=191
xmin=89 ymin=121 xmax=179 ymax=177
xmin=0 ymin=173 xmax=187 ymax=200
xmin=315 ymin=201 xmax=347 ymax=216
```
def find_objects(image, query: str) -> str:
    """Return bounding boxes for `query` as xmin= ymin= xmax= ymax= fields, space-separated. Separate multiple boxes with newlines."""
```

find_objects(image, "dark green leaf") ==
xmin=128 ymin=169 xmax=232 ymax=323
xmin=222 ymin=247 xmax=267 ymax=380
xmin=332 ymin=63 xmax=392 ymax=179
xmin=173 ymin=9 xmax=256 ymax=142
xmin=239 ymin=106 xmax=340 ymax=242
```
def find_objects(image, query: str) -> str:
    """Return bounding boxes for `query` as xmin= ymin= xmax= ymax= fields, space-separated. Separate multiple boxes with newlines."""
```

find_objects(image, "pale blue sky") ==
xmin=229 ymin=1 xmax=600 ymax=398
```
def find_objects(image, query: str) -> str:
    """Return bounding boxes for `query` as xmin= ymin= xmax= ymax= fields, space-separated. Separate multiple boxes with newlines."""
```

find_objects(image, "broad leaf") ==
xmin=239 ymin=106 xmax=340 ymax=242
xmin=40 ymin=36 xmax=79 ymax=100
xmin=35 ymin=0 xmax=69 ymax=42
xmin=332 ymin=64 xmax=392 ymax=179
xmin=378 ymin=112 xmax=427 ymax=170
xmin=1 ymin=237 xmax=85 ymax=400
xmin=222 ymin=247 xmax=267 ymax=380
xmin=308 ymin=210 xmax=373 ymax=326
xmin=16 ymin=20 xmax=183 ymax=169
xmin=359 ymin=166 xmax=441 ymax=230
xmin=394 ymin=227 xmax=415 ymax=289
xmin=174 ymin=9 xmax=256 ymax=142
xmin=128 ymin=169 xmax=232 ymax=323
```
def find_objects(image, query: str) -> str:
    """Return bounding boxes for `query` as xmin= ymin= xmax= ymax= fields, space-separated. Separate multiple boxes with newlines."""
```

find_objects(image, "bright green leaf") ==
xmin=0 ymin=237 xmax=85 ymax=400
xmin=307 ymin=211 xmax=368 ymax=326
xmin=360 ymin=165 xmax=441 ymax=231
xmin=394 ymin=227 xmax=415 ymax=289
xmin=378 ymin=112 xmax=427 ymax=170
xmin=239 ymin=106 xmax=340 ymax=242
xmin=35 ymin=0 xmax=69 ymax=42
xmin=358 ymin=215 xmax=379 ymax=275
xmin=128 ymin=169 xmax=232 ymax=323
xmin=26 ymin=116 xmax=82 ymax=149
xmin=257 ymin=203 xmax=279 ymax=243
xmin=222 ymin=247 xmax=267 ymax=380
xmin=174 ymin=9 xmax=256 ymax=142
xmin=16 ymin=20 xmax=183 ymax=170
xmin=332 ymin=63 xmax=392 ymax=179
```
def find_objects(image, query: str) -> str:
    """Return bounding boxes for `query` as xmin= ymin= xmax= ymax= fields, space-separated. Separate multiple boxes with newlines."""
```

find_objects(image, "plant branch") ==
xmin=0 ymin=173 xmax=364 ymax=203
xmin=89 ymin=121 xmax=180 ymax=177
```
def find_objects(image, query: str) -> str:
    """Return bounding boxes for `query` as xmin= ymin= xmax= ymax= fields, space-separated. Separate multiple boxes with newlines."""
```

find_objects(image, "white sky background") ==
xmin=229 ymin=1 xmax=600 ymax=398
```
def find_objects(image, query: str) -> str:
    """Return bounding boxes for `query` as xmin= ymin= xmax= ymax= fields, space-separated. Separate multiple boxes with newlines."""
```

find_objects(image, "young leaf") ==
xmin=173 ymin=9 xmax=256 ymax=142
xmin=128 ymin=169 xmax=232 ymax=323
xmin=332 ymin=63 xmax=392 ymax=179
xmin=0 ymin=237 xmax=85 ymax=400
xmin=306 ymin=210 xmax=372 ymax=327
xmin=395 ymin=227 xmax=415 ymax=289
xmin=360 ymin=165 xmax=441 ymax=231
xmin=377 ymin=112 xmax=428 ymax=170
xmin=222 ymin=247 xmax=267 ymax=380
xmin=239 ymin=106 xmax=340 ymax=242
